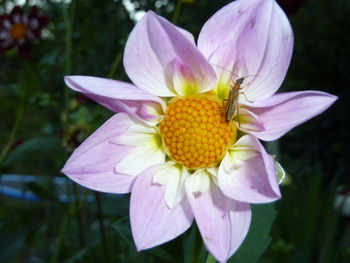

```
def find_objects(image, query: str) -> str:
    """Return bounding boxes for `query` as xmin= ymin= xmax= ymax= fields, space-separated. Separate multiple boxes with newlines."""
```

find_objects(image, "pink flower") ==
xmin=62 ymin=0 xmax=336 ymax=262
xmin=0 ymin=6 xmax=49 ymax=57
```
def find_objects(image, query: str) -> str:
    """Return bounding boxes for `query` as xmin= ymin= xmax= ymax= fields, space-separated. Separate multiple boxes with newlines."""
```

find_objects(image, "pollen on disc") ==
xmin=160 ymin=95 xmax=237 ymax=169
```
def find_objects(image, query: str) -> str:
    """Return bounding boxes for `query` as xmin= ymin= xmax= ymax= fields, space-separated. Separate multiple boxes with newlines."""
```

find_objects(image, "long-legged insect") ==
xmin=211 ymin=64 xmax=254 ymax=126
xmin=225 ymin=77 xmax=248 ymax=125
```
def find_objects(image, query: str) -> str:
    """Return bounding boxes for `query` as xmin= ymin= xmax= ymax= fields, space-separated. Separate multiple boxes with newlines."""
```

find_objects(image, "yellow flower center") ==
xmin=10 ymin=23 xmax=28 ymax=40
xmin=160 ymin=94 xmax=237 ymax=169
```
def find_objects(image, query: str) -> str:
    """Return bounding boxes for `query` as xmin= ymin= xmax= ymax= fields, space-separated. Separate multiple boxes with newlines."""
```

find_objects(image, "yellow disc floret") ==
xmin=160 ymin=95 xmax=237 ymax=169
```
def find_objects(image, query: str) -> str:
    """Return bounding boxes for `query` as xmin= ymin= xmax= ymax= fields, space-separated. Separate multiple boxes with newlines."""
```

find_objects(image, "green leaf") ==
xmin=0 ymin=232 xmax=26 ymax=262
xmin=26 ymin=181 xmax=59 ymax=201
xmin=110 ymin=216 xmax=177 ymax=262
xmin=183 ymin=226 xmax=196 ymax=263
xmin=3 ymin=136 xmax=62 ymax=166
xmin=183 ymin=225 xmax=207 ymax=263
xmin=110 ymin=216 xmax=133 ymax=245
xmin=62 ymin=240 xmax=98 ymax=263
xmin=229 ymin=203 xmax=277 ymax=263
xmin=147 ymin=247 xmax=177 ymax=263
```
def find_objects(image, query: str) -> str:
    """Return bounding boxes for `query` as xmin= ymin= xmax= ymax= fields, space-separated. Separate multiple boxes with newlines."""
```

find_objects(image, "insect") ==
xmin=225 ymin=77 xmax=246 ymax=124
xmin=211 ymin=64 xmax=255 ymax=126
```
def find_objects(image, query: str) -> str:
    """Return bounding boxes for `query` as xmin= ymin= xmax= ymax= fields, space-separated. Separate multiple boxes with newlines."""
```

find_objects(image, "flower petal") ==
xmin=241 ymin=1 xmax=293 ymax=100
xmin=64 ymin=76 xmax=165 ymax=125
xmin=168 ymin=57 xmax=213 ymax=96
xmin=198 ymin=0 xmax=260 ymax=60
xmin=243 ymin=91 xmax=338 ymax=141
xmin=236 ymin=107 xmax=265 ymax=132
xmin=130 ymin=165 xmax=194 ymax=250
xmin=152 ymin=162 xmax=188 ymax=209
xmin=185 ymin=178 xmax=251 ymax=263
xmin=61 ymin=113 xmax=135 ymax=194
xmin=124 ymin=11 xmax=216 ymax=97
xmin=198 ymin=0 xmax=293 ymax=100
xmin=219 ymin=135 xmax=281 ymax=203
xmin=112 ymin=117 xmax=165 ymax=176
xmin=185 ymin=169 xmax=211 ymax=198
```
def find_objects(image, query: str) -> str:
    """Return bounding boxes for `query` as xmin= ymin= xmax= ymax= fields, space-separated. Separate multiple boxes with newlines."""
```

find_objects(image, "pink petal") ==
xmin=198 ymin=0 xmax=260 ymax=60
xmin=218 ymin=135 xmax=281 ymax=204
xmin=237 ymin=107 xmax=265 ymax=132
xmin=64 ymin=76 xmax=165 ymax=124
xmin=124 ymin=11 xmax=216 ymax=97
xmin=241 ymin=1 xmax=293 ymax=100
xmin=243 ymin=91 xmax=338 ymax=141
xmin=61 ymin=113 xmax=135 ymax=194
xmin=186 ymin=180 xmax=251 ymax=263
xmin=198 ymin=0 xmax=293 ymax=100
xmin=130 ymin=165 xmax=194 ymax=250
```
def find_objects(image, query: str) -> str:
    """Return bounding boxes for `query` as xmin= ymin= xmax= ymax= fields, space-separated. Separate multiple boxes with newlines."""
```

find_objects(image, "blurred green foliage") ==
xmin=0 ymin=0 xmax=348 ymax=262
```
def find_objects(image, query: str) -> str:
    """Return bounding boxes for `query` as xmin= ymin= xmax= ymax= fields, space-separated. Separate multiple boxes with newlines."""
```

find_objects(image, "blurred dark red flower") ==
xmin=0 ymin=5 xmax=49 ymax=58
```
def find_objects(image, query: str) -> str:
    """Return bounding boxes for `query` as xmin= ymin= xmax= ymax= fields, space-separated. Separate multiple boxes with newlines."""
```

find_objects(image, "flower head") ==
xmin=62 ymin=0 xmax=337 ymax=262
xmin=0 ymin=5 xmax=49 ymax=57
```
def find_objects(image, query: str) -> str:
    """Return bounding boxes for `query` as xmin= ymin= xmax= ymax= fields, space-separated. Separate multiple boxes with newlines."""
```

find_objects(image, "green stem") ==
xmin=73 ymin=184 xmax=86 ymax=247
xmin=0 ymin=100 xmax=25 ymax=167
xmin=50 ymin=206 xmax=72 ymax=263
xmin=94 ymin=191 xmax=109 ymax=263
xmin=172 ymin=0 xmax=183 ymax=24
xmin=107 ymin=51 xmax=123 ymax=79
xmin=62 ymin=0 xmax=76 ymax=124
xmin=192 ymin=226 xmax=202 ymax=263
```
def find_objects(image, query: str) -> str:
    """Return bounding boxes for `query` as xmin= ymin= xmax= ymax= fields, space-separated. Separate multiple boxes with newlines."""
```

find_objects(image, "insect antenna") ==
xmin=210 ymin=64 xmax=239 ymax=78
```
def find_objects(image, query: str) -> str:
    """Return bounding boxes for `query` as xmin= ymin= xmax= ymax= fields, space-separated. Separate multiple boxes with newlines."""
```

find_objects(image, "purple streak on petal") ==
xmin=198 ymin=0 xmax=261 ymax=60
xmin=234 ymin=0 xmax=274 ymax=81
xmin=130 ymin=165 xmax=194 ymax=250
xmin=62 ymin=113 xmax=136 ymax=194
xmin=198 ymin=0 xmax=293 ymax=100
xmin=64 ymin=76 xmax=164 ymax=124
xmin=124 ymin=11 xmax=216 ymax=97
xmin=186 ymin=181 xmax=251 ymax=263
xmin=242 ymin=1 xmax=294 ymax=100
xmin=219 ymin=135 xmax=281 ymax=204
xmin=242 ymin=91 xmax=338 ymax=141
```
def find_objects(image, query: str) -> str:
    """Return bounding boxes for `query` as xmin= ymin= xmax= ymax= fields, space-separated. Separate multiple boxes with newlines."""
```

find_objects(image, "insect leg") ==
xmin=239 ymin=92 xmax=253 ymax=103
xmin=236 ymin=103 xmax=241 ymax=128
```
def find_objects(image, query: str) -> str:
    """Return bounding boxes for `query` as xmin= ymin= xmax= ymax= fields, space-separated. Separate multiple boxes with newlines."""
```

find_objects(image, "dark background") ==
xmin=0 ymin=0 xmax=348 ymax=262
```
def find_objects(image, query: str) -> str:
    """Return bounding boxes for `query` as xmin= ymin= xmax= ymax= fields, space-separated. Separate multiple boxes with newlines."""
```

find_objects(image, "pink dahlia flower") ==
xmin=0 ymin=5 xmax=49 ymax=57
xmin=62 ymin=0 xmax=336 ymax=261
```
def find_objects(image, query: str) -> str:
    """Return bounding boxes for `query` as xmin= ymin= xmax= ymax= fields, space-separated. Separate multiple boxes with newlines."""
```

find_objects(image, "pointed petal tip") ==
xmin=130 ymin=166 xmax=193 ymax=251
xmin=329 ymin=94 xmax=339 ymax=104
xmin=134 ymin=241 xmax=147 ymax=252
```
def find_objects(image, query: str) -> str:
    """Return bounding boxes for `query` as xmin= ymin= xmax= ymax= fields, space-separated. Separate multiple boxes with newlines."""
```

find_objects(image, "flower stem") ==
xmin=50 ymin=206 xmax=72 ymax=263
xmin=192 ymin=226 xmax=202 ymax=263
xmin=172 ymin=0 xmax=183 ymax=24
xmin=73 ymin=184 xmax=86 ymax=247
xmin=107 ymin=51 xmax=123 ymax=79
xmin=0 ymin=100 xmax=25 ymax=168
xmin=62 ymin=0 xmax=76 ymax=124
xmin=205 ymin=254 xmax=216 ymax=263
xmin=94 ymin=191 xmax=110 ymax=263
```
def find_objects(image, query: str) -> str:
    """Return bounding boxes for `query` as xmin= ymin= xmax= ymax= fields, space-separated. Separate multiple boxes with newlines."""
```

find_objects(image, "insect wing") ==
xmin=225 ymin=89 xmax=238 ymax=122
